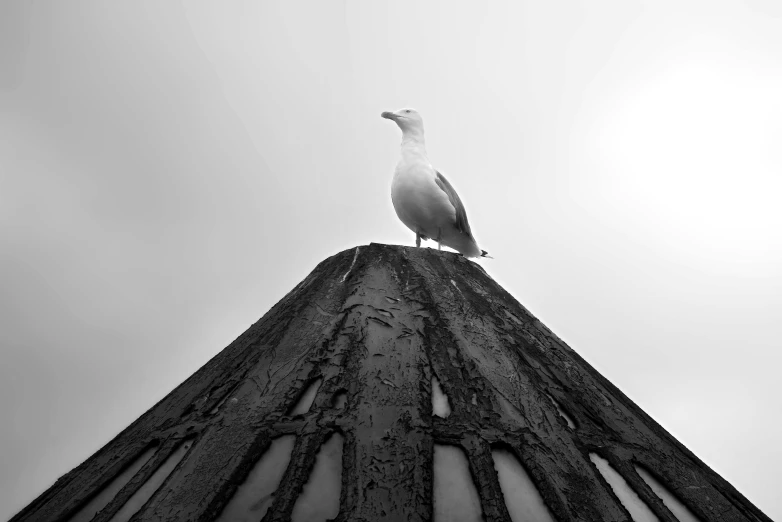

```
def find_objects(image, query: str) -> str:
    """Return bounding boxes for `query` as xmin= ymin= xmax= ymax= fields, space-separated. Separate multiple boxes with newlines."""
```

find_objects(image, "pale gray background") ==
xmin=1 ymin=1 xmax=780 ymax=519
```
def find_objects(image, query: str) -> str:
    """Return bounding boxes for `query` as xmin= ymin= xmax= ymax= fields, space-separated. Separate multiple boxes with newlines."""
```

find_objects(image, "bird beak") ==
xmin=381 ymin=111 xmax=398 ymax=121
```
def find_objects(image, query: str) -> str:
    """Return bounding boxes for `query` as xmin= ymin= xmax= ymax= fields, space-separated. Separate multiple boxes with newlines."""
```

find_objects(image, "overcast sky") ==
xmin=1 ymin=1 xmax=780 ymax=519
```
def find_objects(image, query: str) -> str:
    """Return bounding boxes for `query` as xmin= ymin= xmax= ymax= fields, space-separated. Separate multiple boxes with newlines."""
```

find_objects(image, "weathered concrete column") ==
xmin=12 ymin=244 xmax=771 ymax=522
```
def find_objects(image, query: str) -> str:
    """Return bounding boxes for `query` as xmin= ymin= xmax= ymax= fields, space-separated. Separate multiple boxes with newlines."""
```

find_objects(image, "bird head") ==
xmin=381 ymin=108 xmax=424 ymax=136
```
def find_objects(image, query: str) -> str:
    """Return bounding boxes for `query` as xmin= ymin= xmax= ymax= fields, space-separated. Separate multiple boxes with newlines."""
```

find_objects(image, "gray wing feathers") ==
xmin=435 ymin=171 xmax=473 ymax=237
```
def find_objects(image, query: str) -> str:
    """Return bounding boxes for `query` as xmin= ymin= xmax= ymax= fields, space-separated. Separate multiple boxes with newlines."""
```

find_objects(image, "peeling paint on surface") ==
xmin=504 ymin=309 xmax=523 ymax=326
xmin=209 ymin=395 xmax=239 ymax=415
xmin=433 ymin=444 xmax=483 ymax=522
xmin=431 ymin=376 xmax=452 ymax=418
xmin=636 ymin=466 xmax=703 ymax=522
xmin=495 ymin=392 xmax=527 ymax=427
xmin=339 ymin=246 xmax=360 ymax=282
xmin=590 ymin=453 xmax=659 ymax=522
xmin=491 ymin=447 xmax=555 ymax=522
xmin=447 ymin=346 xmax=462 ymax=368
xmin=332 ymin=390 xmax=348 ymax=410
xmin=368 ymin=316 xmax=393 ymax=328
xmin=313 ymin=303 xmax=334 ymax=317
xmin=375 ymin=308 xmax=394 ymax=318
xmin=108 ymin=440 xmax=193 ymax=522
xmin=20 ymin=244 xmax=768 ymax=522
xmin=208 ymin=381 xmax=245 ymax=415
xmin=215 ymin=435 xmax=295 ymax=522
xmin=291 ymin=433 xmax=344 ymax=522
xmin=67 ymin=445 xmax=157 ymax=522
xmin=547 ymin=394 xmax=576 ymax=429
xmin=288 ymin=378 xmax=323 ymax=416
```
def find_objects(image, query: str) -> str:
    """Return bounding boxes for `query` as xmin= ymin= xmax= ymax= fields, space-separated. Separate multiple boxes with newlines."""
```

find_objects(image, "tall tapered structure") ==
xmin=13 ymin=244 xmax=770 ymax=522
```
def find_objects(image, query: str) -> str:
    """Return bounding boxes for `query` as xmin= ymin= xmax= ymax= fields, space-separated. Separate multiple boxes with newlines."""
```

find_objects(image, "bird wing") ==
xmin=434 ymin=170 xmax=473 ymax=237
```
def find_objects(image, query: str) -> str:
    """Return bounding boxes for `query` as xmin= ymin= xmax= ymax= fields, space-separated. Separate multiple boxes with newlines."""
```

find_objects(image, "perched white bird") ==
xmin=382 ymin=108 xmax=490 ymax=258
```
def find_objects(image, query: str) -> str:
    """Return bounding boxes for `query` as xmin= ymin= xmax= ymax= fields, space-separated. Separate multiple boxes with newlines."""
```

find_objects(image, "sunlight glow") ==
xmin=592 ymin=58 xmax=782 ymax=272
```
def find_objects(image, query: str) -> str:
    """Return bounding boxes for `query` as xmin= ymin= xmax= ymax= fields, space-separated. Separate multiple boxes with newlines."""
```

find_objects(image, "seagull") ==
xmin=382 ymin=108 xmax=490 ymax=258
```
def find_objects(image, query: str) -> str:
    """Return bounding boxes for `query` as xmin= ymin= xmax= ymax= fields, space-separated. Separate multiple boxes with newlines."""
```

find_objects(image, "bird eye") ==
xmin=405 ymin=110 xmax=411 ymax=113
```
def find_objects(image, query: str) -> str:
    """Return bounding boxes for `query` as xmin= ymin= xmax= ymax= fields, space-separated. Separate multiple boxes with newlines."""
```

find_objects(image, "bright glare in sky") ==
xmin=592 ymin=57 xmax=782 ymax=273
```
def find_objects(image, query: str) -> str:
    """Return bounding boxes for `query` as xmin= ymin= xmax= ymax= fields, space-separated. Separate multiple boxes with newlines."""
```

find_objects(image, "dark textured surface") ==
xmin=12 ymin=243 xmax=771 ymax=522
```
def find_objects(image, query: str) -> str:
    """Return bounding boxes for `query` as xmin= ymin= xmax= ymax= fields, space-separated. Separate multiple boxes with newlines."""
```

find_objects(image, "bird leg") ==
xmin=436 ymin=227 xmax=442 ymax=251
xmin=415 ymin=233 xmax=422 ymax=248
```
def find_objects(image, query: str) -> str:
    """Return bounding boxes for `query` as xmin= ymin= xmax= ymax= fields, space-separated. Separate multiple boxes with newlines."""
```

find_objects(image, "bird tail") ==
xmin=481 ymin=250 xmax=493 ymax=259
